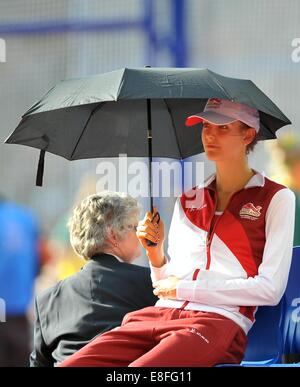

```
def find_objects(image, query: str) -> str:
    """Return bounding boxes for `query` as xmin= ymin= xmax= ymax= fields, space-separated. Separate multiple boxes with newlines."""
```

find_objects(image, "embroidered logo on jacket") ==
xmin=239 ymin=203 xmax=262 ymax=220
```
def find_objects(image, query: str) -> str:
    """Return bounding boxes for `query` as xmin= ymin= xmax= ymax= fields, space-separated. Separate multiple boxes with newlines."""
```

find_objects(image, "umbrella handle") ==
xmin=146 ymin=211 xmax=160 ymax=246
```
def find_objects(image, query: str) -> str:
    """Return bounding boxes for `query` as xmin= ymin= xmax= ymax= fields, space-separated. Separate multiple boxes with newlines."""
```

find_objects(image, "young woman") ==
xmin=60 ymin=99 xmax=295 ymax=367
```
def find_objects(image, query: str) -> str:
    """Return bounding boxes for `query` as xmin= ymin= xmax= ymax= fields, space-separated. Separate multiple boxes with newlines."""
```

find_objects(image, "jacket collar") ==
xmin=203 ymin=169 xmax=265 ymax=191
xmin=90 ymin=253 xmax=124 ymax=263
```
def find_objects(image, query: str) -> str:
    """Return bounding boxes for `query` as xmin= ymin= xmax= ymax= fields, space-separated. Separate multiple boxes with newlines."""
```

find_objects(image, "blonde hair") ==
xmin=68 ymin=191 xmax=141 ymax=260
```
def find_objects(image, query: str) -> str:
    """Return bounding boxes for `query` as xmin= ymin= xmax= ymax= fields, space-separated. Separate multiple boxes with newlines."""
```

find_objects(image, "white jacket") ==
xmin=150 ymin=171 xmax=295 ymax=333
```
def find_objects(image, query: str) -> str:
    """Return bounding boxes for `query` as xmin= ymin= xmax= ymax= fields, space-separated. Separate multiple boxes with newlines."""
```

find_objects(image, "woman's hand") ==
xmin=153 ymin=276 xmax=180 ymax=299
xmin=136 ymin=207 xmax=165 ymax=267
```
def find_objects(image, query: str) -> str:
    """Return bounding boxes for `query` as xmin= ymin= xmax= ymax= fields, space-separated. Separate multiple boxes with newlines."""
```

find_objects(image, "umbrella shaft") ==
xmin=147 ymin=98 xmax=153 ymax=212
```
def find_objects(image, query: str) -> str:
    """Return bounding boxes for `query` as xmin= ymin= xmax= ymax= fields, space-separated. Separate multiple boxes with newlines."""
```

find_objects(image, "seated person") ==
xmin=30 ymin=191 xmax=157 ymax=367
xmin=59 ymin=99 xmax=295 ymax=367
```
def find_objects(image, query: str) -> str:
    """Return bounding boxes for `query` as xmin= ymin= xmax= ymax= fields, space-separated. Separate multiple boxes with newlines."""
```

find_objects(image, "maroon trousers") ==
xmin=60 ymin=306 xmax=247 ymax=367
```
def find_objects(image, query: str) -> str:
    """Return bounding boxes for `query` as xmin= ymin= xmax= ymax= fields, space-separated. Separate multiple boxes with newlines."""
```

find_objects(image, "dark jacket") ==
xmin=30 ymin=254 xmax=157 ymax=366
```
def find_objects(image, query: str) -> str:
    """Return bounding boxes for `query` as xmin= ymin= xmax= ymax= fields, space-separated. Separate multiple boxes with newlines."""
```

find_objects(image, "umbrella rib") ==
xmin=207 ymin=70 xmax=233 ymax=100
xmin=260 ymin=119 xmax=277 ymax=139
xmin=163 ymin=99 xmax=183 ymax=159
xmin=70 ymin=102 xmax=106 ymax=159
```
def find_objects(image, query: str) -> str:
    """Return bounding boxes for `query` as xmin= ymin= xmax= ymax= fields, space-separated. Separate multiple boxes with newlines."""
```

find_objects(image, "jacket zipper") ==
xmin=205 ymin=206 xmax=222 ymax=269
xmin=179 ymin=180 xmax=257 ymax=310
xmin=180 ymin=190 xmax=236 ymax=310
xmin=179 ymin=196 xmax=219 ymax=310
xmin=205 ymin=185 xmax=252 ymax=270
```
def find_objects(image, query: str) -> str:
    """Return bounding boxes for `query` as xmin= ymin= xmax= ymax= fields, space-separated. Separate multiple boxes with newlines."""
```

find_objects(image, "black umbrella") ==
xmin=5 ymin=66 xmax=291 ymax=198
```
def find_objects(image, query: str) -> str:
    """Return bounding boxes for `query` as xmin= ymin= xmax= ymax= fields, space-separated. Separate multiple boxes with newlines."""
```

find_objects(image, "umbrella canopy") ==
xmin=5 ymin=67 xmax=291 ymax=183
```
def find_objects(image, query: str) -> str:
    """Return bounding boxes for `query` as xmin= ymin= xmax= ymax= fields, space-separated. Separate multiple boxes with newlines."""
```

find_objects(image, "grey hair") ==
xmin=68 ymin=191 xmax=141 ymax=260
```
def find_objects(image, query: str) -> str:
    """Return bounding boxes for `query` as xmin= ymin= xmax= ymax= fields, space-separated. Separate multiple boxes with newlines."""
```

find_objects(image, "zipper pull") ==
xmin=206 ymin=237 xmax=210 ymax=249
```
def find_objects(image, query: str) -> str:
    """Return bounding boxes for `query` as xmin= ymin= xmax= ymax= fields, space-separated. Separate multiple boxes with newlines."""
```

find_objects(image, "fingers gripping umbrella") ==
xmin=5 ymin=67 xmax=291 ymax=217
